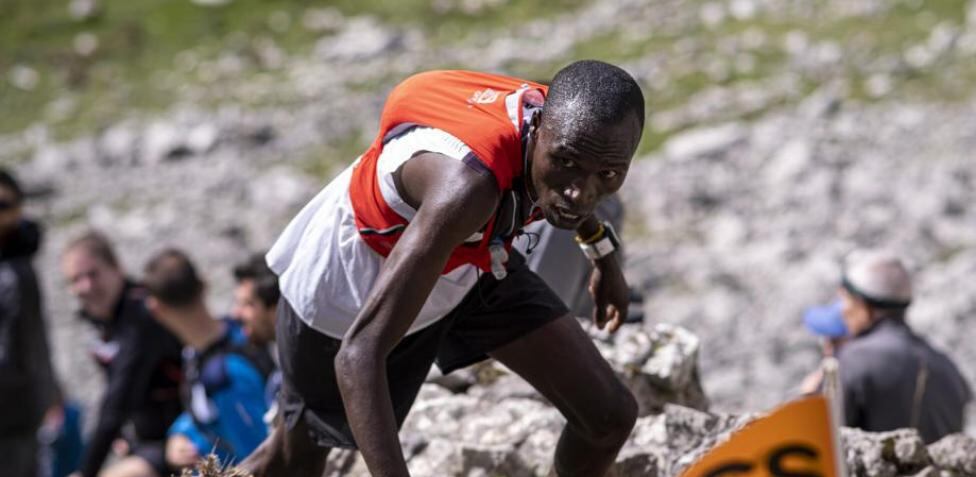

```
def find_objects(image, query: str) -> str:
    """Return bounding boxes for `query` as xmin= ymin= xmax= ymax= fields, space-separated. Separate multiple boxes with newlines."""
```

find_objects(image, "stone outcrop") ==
xmin=321 ymin=403 xmax=976 ymax=477
xmin=5 ymin=0 xmax=976 ymax=474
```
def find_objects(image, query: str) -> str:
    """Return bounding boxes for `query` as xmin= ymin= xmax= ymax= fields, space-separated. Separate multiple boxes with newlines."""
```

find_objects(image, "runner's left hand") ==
xmin=588 ymin=253 xmax=629 ymax=333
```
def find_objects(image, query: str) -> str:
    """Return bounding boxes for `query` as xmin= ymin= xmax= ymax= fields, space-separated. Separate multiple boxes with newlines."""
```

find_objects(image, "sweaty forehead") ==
xmin=545 ymin=122 xmax=638 ymax=165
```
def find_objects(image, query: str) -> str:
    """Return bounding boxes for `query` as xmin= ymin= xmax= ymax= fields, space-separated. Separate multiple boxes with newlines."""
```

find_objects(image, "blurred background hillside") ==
xmin=5 ymin=0 xmax=976 ymax=156
xmin=2 ymin=0 xmax=975 ymax=434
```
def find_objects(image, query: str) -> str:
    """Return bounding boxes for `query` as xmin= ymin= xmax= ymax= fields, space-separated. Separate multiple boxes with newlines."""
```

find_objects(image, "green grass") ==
xmin=580 ymin=0 xmax=972 ymax=154
xmin=2 ymin=0 xmax=974 ymax=154
xmin=522 ymin=0 xmax=973 ymax=156
xmin=297 ymin=129 xmax=371 ymax=180
xmin=0 ymin=0 xmax=588 ymax=137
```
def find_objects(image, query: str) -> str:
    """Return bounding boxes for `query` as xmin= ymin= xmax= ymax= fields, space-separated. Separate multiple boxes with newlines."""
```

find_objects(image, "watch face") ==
xmin=581 ymin=236 xmax=616 ymax=260
xmin=596 ymin=237 xmax=615 ymax=256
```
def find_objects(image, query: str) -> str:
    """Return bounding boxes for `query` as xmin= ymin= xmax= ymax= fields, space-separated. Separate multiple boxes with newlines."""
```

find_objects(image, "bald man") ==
xmin=811 ymin=249 xmax=972 ymax=443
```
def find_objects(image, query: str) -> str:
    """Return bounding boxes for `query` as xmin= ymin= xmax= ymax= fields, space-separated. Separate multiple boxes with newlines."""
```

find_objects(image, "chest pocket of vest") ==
xmin=492 ymin=189 xmax=522 ymax=240
xmin=465 ymin=177 xmax=533 ymax=246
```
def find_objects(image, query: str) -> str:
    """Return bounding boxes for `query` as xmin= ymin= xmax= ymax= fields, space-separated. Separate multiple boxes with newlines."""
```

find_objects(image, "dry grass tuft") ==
xmin=178 ymin=454 xmax=252 ymax=477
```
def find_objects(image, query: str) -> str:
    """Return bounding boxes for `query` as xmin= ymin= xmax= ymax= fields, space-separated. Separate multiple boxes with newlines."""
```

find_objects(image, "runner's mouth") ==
xmin=553 ymin=206 xmax=583 ymax=224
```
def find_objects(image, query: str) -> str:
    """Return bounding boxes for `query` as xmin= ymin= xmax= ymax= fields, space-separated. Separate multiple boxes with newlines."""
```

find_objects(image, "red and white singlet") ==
xmin=267 ymin=71 xmax=546 ymax=338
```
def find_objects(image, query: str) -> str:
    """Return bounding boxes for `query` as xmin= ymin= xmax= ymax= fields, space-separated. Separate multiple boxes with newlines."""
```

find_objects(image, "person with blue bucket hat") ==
xmin=801 ymin=249 xmax=971 ymax=443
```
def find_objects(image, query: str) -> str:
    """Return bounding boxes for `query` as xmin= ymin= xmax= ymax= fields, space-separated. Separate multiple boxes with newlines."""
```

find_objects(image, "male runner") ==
xmin=242 ymin=60 xmax=645 ymax=477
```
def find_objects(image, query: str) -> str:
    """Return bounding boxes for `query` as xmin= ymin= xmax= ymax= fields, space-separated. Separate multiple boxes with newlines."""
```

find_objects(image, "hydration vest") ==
xmin=348 ymin=70 xmax=548 ymax=273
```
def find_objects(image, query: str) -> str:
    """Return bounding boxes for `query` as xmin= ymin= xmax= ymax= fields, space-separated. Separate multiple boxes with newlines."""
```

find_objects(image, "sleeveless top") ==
xmin=267 ymin=71 xmax=545 ymax=337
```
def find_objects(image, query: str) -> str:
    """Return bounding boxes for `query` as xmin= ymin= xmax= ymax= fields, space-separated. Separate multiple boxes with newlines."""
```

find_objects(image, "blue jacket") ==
xmin=168 ymin=322 xmax=271 ymax=464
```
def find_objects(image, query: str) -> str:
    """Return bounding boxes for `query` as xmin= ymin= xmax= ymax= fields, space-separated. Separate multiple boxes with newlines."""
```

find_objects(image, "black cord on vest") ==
xmin=521 ymin=230 xmax=541 ymax=255
xmin=474 ymin=268 xmax=490 ymax=308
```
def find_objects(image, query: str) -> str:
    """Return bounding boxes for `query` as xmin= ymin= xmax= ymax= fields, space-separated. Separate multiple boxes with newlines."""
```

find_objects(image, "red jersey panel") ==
xmin=349 ymin=70 xmax=547 ymax=273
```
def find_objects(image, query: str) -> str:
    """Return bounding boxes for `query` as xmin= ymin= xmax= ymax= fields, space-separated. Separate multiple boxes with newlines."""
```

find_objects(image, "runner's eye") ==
xmin=558 ymin=157 xmax=576 ymax=168
xmin=600 ymin=170 xmax=619 ymax=180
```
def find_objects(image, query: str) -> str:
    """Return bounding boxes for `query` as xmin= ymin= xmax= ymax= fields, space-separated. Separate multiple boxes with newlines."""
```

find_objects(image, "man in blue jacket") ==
xmin=141 ymin=249 xmax=272 ymax=469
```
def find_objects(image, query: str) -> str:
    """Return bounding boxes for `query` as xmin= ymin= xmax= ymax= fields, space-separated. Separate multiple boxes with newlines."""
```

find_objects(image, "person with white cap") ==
xmin=802 ymin=249 xmax=971 ymax=443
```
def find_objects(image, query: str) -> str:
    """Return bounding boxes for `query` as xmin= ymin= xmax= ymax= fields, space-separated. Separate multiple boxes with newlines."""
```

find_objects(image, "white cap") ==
xmin=842 ymin=249 xmax=913 ymax=303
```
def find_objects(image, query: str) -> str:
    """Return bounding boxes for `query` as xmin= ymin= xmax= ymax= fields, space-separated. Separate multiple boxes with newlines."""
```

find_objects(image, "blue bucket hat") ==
xmin=802 ymin=300 xmax=848 ymax=338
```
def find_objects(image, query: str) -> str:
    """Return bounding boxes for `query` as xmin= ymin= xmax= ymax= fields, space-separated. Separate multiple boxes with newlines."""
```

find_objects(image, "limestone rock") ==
xmin=607 ymin=449 xmax=659 ymax=477
xmin=910 ymin=467 xmax=952 ymax=477
xmin=142 ymin=121 xmax=187 ymax=163
xmin=664 ymin=122 xmax=746 ymax=161
xmin=407 ymin=438 xmax=461 ymax=476
xmin=596 ymin=324 xmax=710 ymax=415
xmin=459 ymin=443 xmax=531 ymax=477
xmin=927 ymin=434 xmax=976 ymax=474
xmin=842 ymin=428 xmax=930 ymax=477
xmin=315 ymin=17 xmax=400 ymax=61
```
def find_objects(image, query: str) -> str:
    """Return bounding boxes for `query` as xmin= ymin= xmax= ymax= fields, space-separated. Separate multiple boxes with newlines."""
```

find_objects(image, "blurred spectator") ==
xmin=0 ymin=169 xmax=61 ymax=477
xmin=231 ymin=253 xmax=279 ymax=348
xmin=141 ymin=249 xmax=272 ymax=469
xmin=231 ymin=253 xmax=282 ymax=426
xmin=804 ymin=249 xmax=972 ymax=443
xmin=61 ymin=231 xmax=184 ymax=477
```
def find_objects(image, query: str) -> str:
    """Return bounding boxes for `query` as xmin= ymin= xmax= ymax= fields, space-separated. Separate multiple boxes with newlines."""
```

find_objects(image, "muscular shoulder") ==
xmin=398 ymin=151 xmax=499 ymax=226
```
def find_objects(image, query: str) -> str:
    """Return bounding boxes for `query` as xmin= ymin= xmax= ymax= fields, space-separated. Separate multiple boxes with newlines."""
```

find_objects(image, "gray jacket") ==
xmin=838 ymin=317 xmax=971 ymax=443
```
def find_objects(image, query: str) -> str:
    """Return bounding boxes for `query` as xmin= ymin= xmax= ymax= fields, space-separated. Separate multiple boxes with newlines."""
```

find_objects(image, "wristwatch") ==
xmin=576 ymin=222 xmax=620 ymax=260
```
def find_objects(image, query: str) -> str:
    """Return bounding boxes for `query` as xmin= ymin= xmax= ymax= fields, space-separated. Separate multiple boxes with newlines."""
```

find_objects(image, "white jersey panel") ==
xmin=266 ymin=129 xmax=479 ymax=339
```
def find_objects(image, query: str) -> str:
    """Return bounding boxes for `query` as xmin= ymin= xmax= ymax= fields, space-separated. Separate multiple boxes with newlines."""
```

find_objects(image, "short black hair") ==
xmin=542 ymin=60 xmax=645 ymax=137
xmin=0 ymin=169 xmax=24 ymax=204
xmin=232 ymin=253 xmax=280 ymax=308
xmin=143 ymin=249 xmax=204 ymax=308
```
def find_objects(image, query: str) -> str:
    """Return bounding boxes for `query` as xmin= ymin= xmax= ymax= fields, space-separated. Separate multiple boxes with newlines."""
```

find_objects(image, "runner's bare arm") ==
xmin=576 ymin=216 xmax=629 ymax=333
xmin=335 ymin=152 xmax=499 ymax=477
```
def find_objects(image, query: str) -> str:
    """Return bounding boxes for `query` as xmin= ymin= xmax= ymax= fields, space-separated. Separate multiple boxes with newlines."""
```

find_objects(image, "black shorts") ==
xmin=276 ymin=251 xmax=569 ymax=449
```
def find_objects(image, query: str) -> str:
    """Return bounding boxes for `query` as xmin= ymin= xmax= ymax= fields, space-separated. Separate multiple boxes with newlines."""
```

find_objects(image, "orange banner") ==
xmin=680 ymin=396 xmax=839 ymax=477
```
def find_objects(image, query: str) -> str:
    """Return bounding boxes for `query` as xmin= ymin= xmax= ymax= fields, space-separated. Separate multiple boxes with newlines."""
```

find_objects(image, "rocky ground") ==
xmin=620 ymin=94 xmax=976 ymax=420
xmin=3 ymin=0 xmax=976 ymax=475
xmin=318 ymin=324 xmax=976 ymax=476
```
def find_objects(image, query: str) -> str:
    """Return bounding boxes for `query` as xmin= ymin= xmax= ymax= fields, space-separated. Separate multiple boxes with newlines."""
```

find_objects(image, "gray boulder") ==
xmin=910 ymin=468 xmax=953 ymax=477
xmin=607 ymin=449 xmax=659 ymax=477
xmin=595 ymin=323 xmax=710 ymax=415
xmin=459 ymin=443 xmax=532 ymax=477
xmin=428 ymin=322 xmax=709 ymax=415
xmin=842 ymin=428 xmax=930 ymax=477
xmin=927 ymin=433 xmax=976 ymax=475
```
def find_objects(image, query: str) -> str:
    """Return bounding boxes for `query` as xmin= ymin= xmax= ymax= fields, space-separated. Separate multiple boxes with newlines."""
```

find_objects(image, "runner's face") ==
xmin=62 ymin=249 xmax=125 ymax=320
xmin=528 ymin=116 xmax=638 ymax=229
